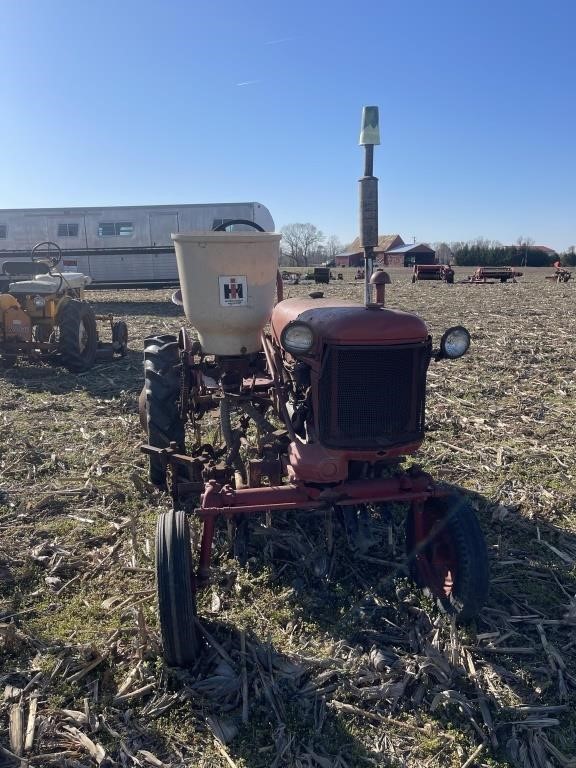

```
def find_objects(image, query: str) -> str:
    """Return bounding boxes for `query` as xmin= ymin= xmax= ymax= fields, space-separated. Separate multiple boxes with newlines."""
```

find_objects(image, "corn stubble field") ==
xmin=1 ymin=266 xmax=575 ymax=768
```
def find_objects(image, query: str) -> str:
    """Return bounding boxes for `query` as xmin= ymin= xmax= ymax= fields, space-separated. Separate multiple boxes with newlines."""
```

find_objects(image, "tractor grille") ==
xmin=318 ymin=341 xmax=431 ymax=450
xmin=4 ymin=307 xmax=32 ymax=342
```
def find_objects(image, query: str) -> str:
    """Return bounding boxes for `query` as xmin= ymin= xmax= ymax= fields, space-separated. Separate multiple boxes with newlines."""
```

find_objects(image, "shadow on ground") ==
xmin=189 ymin=484 xmax=576 ymax=766
xmin=89 ymin=296 xmax=184 ymax=319
xmin=1 ymin=484 xmax=575 ymax=766
xmin=0 ymin=349 xmax=143 ymax=398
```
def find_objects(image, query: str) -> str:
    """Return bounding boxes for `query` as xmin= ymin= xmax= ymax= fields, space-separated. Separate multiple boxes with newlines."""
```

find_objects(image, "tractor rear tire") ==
xmin=406 ymin=494 xmax=489 ymax=621
xmin=58 ymin=300 xmax=98 ymax=372
xmin=156 ymin=510 xmax=200 ymax=667
xmin=138 ymin=385 xmax=147 ymax=432
xmin=144 ymin=334 xmax=186 ymax=487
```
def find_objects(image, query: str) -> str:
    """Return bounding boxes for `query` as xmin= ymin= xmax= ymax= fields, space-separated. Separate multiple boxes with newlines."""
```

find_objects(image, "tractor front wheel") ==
xmin=406 ymin=494 xmax=489 ymax=621
xmin=58 ymin=300 xmax=98 ymax=372
xmin=156 ymin=510 xmax=200 ymax=667
xmin=112 ymin=321 xmax=129 ymax=356
xmin=144 ymin=334 xmax=186 ymax=486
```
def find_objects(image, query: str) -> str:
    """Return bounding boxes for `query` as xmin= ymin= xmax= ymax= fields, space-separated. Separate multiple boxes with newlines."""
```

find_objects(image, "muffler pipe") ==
xmin=359 ymin=106 xmax=380 ymax=307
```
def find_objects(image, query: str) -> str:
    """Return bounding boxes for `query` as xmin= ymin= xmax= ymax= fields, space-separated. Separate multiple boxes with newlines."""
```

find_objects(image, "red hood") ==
xmin=271 ymin=297 xmax=428 ymax=347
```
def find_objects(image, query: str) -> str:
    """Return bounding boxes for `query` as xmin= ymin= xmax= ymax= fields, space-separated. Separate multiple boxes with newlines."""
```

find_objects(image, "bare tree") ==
xmin=280 ymin=223 xmax=325 ymax=267
xmin=516 ymin=235 xmax=535 ymax=246
xmin=325 ymin=235 xmax=344 ymax=259
xmin=516 ymin=235 xmax=535 ymax=267
xmin=432 ymin=242 xmax=454 ymax=264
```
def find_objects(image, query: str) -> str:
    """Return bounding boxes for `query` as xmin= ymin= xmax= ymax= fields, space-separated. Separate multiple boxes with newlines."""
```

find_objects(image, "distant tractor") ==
xmin=466 ymin=266 xmax=523 ymax=284
xmin=0 ymin=242 xmax=128 ymax=370
xmin=412 ymin=264 xmax=454 ymax=284
xmin=141 ymin=108 xmax=490 ymax=668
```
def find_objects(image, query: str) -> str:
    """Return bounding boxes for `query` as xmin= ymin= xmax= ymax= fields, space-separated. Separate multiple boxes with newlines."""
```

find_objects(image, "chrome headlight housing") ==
xmin=439 ymin=326 xmax=470 ymax=359
xmin=33 ymin=295 xmax=46 ymax=308
xmin=281 ymin=321 xmax=314 ymax=355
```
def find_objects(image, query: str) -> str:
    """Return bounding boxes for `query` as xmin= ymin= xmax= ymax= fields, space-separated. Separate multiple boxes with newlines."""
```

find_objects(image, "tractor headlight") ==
xmin=33 ymin=295 xmax=45 ymax=308
xmin=281 ymin=322 xmax=314 ymax=355
xmin=439 ymin=326 xmax=470 ymax=359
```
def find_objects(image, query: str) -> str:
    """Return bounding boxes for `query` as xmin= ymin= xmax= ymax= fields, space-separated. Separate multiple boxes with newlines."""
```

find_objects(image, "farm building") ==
xmin=336 ymin=235 xmax=405 ymax=267
xmin=531 ymin=245 xmax=557 ymax=257
xmin=336 ymin=236 xmax=436 ymax=268
xmin=0 ymin=202 xmax=274 ymax=286
xmin=381 ymin=243 xmax=436 ymax=268
xmin=334 ymin=251 xmax=364 ymax=268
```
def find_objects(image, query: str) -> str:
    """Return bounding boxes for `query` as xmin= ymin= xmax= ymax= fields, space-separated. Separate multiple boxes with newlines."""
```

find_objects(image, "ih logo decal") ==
xmin=219 ymin=275 xmax=248 ymax=306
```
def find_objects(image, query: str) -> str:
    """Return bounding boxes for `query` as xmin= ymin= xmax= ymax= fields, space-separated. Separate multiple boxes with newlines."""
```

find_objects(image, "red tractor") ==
xmin=141 ymin=109 xmax=489 ymax=667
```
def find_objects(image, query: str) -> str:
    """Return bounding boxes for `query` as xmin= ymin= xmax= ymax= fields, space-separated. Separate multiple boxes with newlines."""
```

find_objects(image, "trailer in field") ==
xmin=411 ymin=264 xmax=454 ymax=283
xmin=466 ymin=266 xmax=523 ymax=284
xmin=0 ymin=202 xmax=274 ymax=288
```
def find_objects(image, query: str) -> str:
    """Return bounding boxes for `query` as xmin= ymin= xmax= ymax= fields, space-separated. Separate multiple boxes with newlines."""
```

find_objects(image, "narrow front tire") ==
xmin=155 ymin=510 xmax=201 ymax=667
xmin=406 ymin=494 xmax=489 ymax=621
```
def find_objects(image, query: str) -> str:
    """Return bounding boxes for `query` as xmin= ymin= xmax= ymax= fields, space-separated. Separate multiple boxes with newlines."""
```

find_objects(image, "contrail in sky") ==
xmin=264 ymin=37 xmax=295 ymax=45
xmin=236 ymin=80 xmax=261 ymax=87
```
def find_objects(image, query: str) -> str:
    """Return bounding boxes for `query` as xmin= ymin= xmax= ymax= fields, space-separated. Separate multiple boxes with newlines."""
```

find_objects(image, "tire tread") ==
xmin=155 ymin=510 xmax=199 ymax=666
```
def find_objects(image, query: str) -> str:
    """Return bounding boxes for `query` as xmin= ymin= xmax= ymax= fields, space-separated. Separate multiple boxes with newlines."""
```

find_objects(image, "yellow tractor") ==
xmin=0 ymin=241 xmax=128 ymax=371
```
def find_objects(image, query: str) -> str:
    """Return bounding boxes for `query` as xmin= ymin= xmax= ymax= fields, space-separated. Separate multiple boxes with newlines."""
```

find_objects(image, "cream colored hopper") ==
xmin=172 ymin=232 xmax=281 ymax=356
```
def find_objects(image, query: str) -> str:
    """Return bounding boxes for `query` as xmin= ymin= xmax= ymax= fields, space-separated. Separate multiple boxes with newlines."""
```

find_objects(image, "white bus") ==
xmin=0 ymin=202 xmax=274 ymax=287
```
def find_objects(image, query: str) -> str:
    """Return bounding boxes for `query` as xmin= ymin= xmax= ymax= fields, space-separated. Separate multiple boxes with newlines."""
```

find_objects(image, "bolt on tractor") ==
xmin=141 ymin=108 xmax=490 ymax=668
xmin=0 ymin=241 xmax=128 ymax=370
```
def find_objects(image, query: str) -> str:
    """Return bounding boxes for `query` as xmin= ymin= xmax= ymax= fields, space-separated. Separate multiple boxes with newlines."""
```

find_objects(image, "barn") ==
xmin=336 ymin=235 xmax=405 ymax=267
xmin=334 ymin=251 xmax=364 ymax=268
xmin=381 ymin=243 xmax=436 ymax=268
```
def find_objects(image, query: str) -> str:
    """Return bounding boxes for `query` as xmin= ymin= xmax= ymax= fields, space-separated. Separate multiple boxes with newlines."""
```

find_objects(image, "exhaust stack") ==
xmin=359 ymin=106 xmax=380 ymax=306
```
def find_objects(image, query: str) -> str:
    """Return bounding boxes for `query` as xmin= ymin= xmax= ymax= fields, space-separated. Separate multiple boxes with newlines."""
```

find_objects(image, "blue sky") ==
xmin=0 ymin=0 xmax=574 ymax=251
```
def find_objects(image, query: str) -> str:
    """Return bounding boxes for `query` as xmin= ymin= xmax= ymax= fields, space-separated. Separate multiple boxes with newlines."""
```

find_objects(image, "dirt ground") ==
xmin=1 ymin=266 xmax=575 ymax=767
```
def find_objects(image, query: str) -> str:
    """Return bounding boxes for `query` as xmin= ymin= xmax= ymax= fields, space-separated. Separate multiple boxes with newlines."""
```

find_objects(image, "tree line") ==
xmin=449 ymin=237 xmax=576 ymax=267
xmin=559 ymin=247 xmax=576 ymax=266
xmin=279 ymin=224 xmax=575 ymax=268
xmin=448 ymin=238 xmax=551 ymax=267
